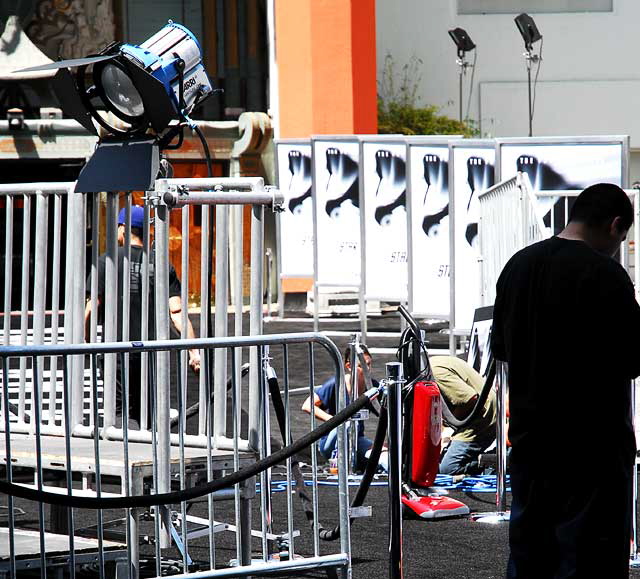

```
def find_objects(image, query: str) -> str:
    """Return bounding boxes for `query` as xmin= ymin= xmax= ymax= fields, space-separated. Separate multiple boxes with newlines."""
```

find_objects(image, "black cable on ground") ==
xmin=0 ymin=392 xmax=373 ymax=510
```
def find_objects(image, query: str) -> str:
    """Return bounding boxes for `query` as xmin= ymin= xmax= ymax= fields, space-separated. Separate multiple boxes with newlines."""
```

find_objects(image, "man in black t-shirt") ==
xmin=85 ymin=206 xmax=200 ymax=425
xmin=492 ymin=183 xmax=640 ymax=578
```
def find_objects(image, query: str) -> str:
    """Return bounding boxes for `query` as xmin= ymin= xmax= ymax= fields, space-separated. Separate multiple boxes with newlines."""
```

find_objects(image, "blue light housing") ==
xmin=15 ymin=21 xmax=213 ymax=138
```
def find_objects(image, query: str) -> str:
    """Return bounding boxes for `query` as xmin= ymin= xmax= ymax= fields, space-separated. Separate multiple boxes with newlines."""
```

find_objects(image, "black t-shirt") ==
xmin=492 ymin=236 xmax=640 ymax=464
xmin=87 ymin=245 xmax=182 ymax=342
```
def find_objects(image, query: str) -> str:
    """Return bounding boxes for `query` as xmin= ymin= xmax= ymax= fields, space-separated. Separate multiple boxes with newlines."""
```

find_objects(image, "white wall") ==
xmin=376 ymin=1 xmax=640 ymax=179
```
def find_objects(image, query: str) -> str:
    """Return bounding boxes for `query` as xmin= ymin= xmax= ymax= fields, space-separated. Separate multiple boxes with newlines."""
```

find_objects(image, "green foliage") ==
xmin=377 ymin=53 xmax=477 ymax=137
xmin=378 ymin=101 xmax=477 ymax=137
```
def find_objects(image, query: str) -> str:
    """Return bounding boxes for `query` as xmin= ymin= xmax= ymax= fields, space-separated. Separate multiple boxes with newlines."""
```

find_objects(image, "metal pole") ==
xmin=527 ymin=53 xmax=533 ymax=138
xmin=495 ymin=360 xmax=508 ymax=512
xmin=153 ymin=200 xmax=173 ymax=546
xmin=2 ymin=195 xmax=14 ymax=348
xmin=249 ymin=204 xmax=265 ymax=451
xmin=32 ymin=193 xmax=49 ymax=423
xmin=18 ymin=194 xmax=31 ymax=424
xmin=472 ymin=359 xmax=510 ymax=523
xmin=214 ymin=204 xmax=229 ymax=443
xmin=103 ymin=193 xmax=119 ymax=429
xmin=386 ymin=362 xmax=404 ymax=579
xmin=349 ymin=337 xmax=359 ymax=476
xmin=198 ymin=205 xmax=211 ymax=433
xmin=458 ymin=58 xmax=463 ymax=123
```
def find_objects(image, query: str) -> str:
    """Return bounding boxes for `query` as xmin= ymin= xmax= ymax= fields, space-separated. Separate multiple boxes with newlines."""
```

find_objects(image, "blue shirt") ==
xmin=316 ymin=376 xmax=378 ymax=441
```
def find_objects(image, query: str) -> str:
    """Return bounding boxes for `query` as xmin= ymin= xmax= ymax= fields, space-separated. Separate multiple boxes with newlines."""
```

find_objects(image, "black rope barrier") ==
xmin=0 ymin=392 xmax=374 ymax=510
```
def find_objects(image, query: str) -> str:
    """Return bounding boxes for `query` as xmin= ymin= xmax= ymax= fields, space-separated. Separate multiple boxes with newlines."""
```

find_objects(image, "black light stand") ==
xmin=515 ymin=13 xmax=542 ymax=137
xmin=448 ymin=28 xmax=475 ymax=123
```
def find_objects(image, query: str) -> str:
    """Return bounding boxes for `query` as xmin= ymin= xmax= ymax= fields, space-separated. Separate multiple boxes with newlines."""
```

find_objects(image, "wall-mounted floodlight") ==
xmin=514 ymin=13 xmax=543 ymax=137
xmin=15 ymin=21 xmax=214 ymax=192
xmin=448 ymin=27 xmax=476 ymax=123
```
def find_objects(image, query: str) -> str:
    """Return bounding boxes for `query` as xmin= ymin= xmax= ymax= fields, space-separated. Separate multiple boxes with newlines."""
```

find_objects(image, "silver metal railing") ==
xmin=0 ymin=176 xmax=360 ymax=579
xmin=479 ymin=175 xmax=640 ymax=306
xmin=1 ymin=178 xmax=285 ymax=449
xmin=0 ymin=332 xmax=352 ymax=579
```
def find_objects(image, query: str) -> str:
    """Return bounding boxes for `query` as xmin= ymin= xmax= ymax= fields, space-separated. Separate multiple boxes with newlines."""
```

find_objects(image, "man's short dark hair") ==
xmin=344 ymin=344 xmax=371 ymax=366
xmin=130 ymin=226 xmax=144 ymax=240
xmin=568 ymin=183 xmax=633 ymax=231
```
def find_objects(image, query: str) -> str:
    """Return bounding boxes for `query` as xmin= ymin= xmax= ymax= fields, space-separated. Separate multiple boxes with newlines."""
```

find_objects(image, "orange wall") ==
xmin=276 ymin=0 xmax=377 ymax=137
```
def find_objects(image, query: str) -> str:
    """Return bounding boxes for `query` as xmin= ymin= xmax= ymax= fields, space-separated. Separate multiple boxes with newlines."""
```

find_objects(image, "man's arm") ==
xmin=169 ymin=295 xmax=201 ymax=372
xmin=84 ymin=296 xmax=101 ymax=341
xmin=301 ymin=393 xmax=334 ymax=423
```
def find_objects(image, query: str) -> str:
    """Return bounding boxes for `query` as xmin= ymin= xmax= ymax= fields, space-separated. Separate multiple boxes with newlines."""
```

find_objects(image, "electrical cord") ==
xmin=531 ymin=36 xmax=543 ymax=126
xmin=464 ymin=49 xmax=477 ymax=123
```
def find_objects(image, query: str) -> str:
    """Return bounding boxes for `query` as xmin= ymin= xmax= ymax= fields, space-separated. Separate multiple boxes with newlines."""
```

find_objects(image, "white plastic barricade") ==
xmin=449 ymin=140 xmax=496 ymax=333
xmin=478 ymin=172 xmax=549 ymax=306
xmin=311 ymin=136 xmax=362 ymax=292
xmin=497 ymin=136 xmax=629 ymax=235
xmin=359 ymin=137 xmax=408 ymax=303
xmin=406 ymin=137 xmax=456 ymax=319
xmin=275 ymin=140 xmax=314 ymax=313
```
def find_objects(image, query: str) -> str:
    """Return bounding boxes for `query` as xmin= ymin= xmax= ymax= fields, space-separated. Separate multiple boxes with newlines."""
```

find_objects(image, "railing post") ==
xmin=249 ymin=203 xmax=265 ymax=451
xmin=214 ymin=203 xmax=230 ymax=444
xmin=385 ymin=362 xmax=404 ymax=579
xmin=153 ymin=197 xmax=173 ymax=547
xmin=472 ymin=359 xmax=510 ymax=524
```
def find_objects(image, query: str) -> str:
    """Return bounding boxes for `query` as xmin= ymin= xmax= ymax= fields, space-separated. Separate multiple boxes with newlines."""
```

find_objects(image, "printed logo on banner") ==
xmin=501 ymin=143 xmax=623 ymax=235
xmin=276 ymin=143 xmax=314 ymax=277
xmin=362 ymin=142 xmax=408 ymax=301
xmin=453 ymin=147 xmax=496 ymax=330
xmin=314 ymin=140 xmax=361 ymax=287
xmin=409 ymin=146 xmax=451 ymax=317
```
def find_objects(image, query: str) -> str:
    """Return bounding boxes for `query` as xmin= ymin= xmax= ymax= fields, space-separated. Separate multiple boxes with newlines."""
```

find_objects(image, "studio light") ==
xmin=448 ymin=27 xmax=476 ymax=123
xmin=15 ymin=21 xmax=214 ymax=192
xmin=514 ymin=13 xmax=542 ymax=52
xmin=514 ymin=13 xmax=543 ymax=137
xmin=448 ymin=28 xmax=475 ymax=58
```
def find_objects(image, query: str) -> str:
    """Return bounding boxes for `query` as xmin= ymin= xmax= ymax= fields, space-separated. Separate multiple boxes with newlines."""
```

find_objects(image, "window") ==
xmin=457 ymin=0 xmax=612 ymax=14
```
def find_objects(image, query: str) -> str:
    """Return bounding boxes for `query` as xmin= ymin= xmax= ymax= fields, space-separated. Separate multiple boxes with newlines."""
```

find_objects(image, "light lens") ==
xmin=100 ymin=64 xmax=145 ymax=118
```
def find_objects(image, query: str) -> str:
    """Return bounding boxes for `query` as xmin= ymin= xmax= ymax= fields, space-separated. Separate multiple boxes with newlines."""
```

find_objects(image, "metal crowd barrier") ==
xmin=0 ymin=333 xmax=352 ymax=578
xmin=478 ymin=174 xmax=640 ymax=306
xmin=0 ymin=178 xmax=357 ymax=578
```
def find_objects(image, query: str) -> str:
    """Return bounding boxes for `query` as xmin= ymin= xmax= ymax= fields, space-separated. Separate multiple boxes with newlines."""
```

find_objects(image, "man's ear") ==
xmin=611 ymin=215 xmax=624 ymax=233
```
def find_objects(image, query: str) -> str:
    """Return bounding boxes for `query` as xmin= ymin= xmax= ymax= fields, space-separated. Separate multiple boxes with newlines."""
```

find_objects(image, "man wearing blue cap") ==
xmin=85 ymin=205 xmax=200 ymax=426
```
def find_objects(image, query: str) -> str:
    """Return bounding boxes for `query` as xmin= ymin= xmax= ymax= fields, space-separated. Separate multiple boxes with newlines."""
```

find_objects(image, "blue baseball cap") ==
xmin=118 ymin=206 xmax=145 ymax=229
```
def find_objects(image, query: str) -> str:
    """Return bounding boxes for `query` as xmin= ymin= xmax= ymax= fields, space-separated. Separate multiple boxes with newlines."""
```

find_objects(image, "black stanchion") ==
xmin=386 ymin=362 xmax=404 ymax=579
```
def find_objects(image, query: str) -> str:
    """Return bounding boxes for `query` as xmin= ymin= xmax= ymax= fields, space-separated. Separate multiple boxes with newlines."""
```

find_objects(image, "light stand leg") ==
xmin=459 ymin=63 xmax=463 ymax=123
xmin=527 ymin=53 xmax=533 ymax=137
xmin=472 ymin=359 xmax=510 ymax=524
